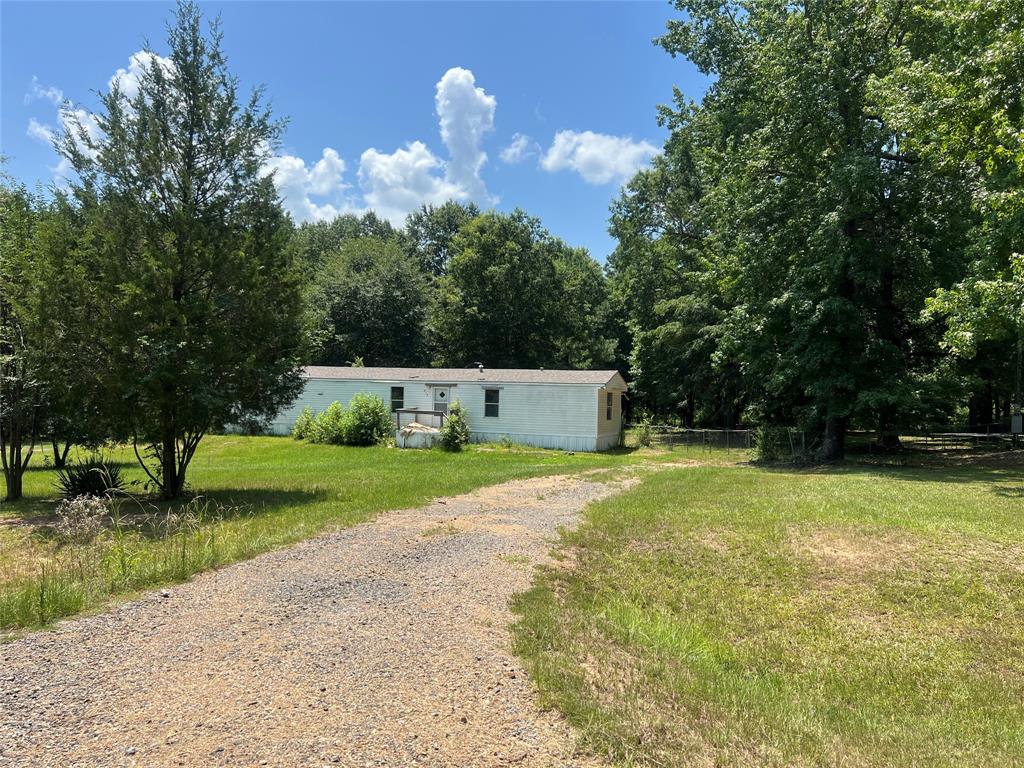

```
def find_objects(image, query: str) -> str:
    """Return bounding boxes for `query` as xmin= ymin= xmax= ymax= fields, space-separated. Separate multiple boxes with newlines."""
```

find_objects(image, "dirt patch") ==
xmin=0 ymin=472 xmax=635 ymax=767
xmin=791 ymin=527 xmax=918 ymax=582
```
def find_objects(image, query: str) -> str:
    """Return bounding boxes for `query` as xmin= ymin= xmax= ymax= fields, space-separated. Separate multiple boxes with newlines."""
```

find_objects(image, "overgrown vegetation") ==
xmin=608 ymin=0 xmax=1022 ymax=455
xmin=294 ymin=394 xmax=393 ymax=446
xmin=513 ymin=452 xmax=1024 ymax=766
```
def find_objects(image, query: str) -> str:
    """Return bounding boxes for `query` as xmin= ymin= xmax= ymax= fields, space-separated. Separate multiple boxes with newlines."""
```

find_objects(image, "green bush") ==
xmin=291 ymin=407 xmax=315 ymax=440
xmin=308 ymin=401 xmax=346 ymax=444
xmin=341 ymin=393 xmax=393 ymax=446
xmin=440 ymin=401 xmax=471 ymax=451
xmin=634 ymin=415 xmax=654 ymax=448
xmin=54 ymin=456 xmax=125 ymax=499
xmin=306 ymin=395 xmax=393 ymax=446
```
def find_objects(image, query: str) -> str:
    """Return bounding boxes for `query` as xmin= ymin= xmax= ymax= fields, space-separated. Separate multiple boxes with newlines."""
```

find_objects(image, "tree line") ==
xmin=3 ymin=0 xmax=1021 ymax=502
xmin=610 ymin=0 xmax=1022 ymax=459
xmin=0 ymin=3 xmax=618 ymax=502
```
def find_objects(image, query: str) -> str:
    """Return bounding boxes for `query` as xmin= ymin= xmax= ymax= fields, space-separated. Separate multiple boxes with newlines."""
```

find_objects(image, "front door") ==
xmin=433 ymin=386 xmax=450 ymax=414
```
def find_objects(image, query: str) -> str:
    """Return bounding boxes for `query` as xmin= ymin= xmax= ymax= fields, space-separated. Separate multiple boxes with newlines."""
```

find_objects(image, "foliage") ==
xmin=439 ymin=401 xmax=471 ymax=451
xmin=610 ymin=0 xmax=979 ymax=457
xmin=404 ymin=201 xmax=480 ymax=275
xmin=513 ymin=458 xmax=1024 ymax=766
xmin=307 ymin=402 xmax=347 ymax=445
xmin=633 ymin=414 xmax=654 ymax=449
xmin=291 ymin=407 xmax=315 ymax=440
xmin=304 ymin=395 xmax=391 ymax=446
xmin=340 ymin=393 xmax=393 ymax=446
xmin=873 ymin=0 xmax=1023 ymax=420
xmin=291 ymin=211 xmax=403 ymax=278
xmin=431 ymin=210 xmax=615 ymax=368
xmin=308 ymin=237 xmax=430 ymax=366
xmin=57 ymin=2 xmax=309 ymax=498
xmin=54 ymin=496 xmax=109 ymax=544
xmin=54 ymin=456 xmax=125 ymax=499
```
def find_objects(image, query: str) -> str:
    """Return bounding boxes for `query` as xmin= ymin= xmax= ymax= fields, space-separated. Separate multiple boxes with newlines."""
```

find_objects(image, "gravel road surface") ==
xmin=1 ymin=473 xmax=629 ymax=767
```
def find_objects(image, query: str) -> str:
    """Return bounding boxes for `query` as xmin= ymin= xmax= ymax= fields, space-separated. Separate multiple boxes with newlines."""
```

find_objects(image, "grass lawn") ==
xmin=0 ymin=434 xmax=687 ymax=636
xmin=512 ymin=451 xmax=1024 ymax=767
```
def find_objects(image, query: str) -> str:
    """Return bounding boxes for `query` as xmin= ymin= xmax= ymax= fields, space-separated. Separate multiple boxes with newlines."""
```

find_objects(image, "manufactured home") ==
xmin=271 ymin=366 xmax=628 ymax=451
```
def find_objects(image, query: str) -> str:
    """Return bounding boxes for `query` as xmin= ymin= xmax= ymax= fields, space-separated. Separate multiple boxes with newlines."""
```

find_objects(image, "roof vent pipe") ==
xmin=474 ymin=361 xmax=485 ymax=373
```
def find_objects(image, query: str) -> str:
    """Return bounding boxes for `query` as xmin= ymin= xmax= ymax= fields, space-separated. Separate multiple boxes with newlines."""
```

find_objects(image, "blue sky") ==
xmin=1 ymin=1 xmax=709 ymax=261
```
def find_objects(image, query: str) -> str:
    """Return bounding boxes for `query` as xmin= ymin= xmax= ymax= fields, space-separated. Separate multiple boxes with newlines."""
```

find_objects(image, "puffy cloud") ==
xmin=262 ymin=147 xmax=356 ymax=222
xmin=499 ymin=133 xmax=539 ymax=164
xmin=434 ymin=67 xmax=496 ymax=201
xmin=27 ymin=118 xmax=55 ymax=144
xmin=357 ymin=141 xmax=464 ymax=224
xmin=25 ymin=76 xmax=63 ymax=105
xmin=541 ymin=130 xmax=659 ymax=185
xmin=108 ymin=50 xmax=174 ymax=99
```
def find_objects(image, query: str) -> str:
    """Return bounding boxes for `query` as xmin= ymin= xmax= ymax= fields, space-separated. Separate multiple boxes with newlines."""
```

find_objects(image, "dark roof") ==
xmin=303 ymin=366 xmax=625 ymax=387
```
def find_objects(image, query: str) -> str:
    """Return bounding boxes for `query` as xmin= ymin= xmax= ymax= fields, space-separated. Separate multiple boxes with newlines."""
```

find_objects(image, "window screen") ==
xmin=390 ymin=386 xmax=404 ymax=412
xmin=484 ymin=389 xmax=500 ymax=417
xmin=606 ymin=392 xmax=613 ymax=420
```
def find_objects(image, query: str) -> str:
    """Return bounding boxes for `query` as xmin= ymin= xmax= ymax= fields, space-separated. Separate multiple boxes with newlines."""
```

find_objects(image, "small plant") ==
xmin=292 ymin=406 xmax=315 ymax=440
xmin=635 ymin=416 xmax=654 ymax=448
xmin=341 ymin=393 xmax=393 ymax=446
xmin=500 ymin=435 xmax=516 ymax=450
xmin=440 ymin=401 xmax=471 ymax=451
xmin=54 ymin=456 xmax=125 ymax=499
xmin=54 ymin=495 xmax=109 ymax=544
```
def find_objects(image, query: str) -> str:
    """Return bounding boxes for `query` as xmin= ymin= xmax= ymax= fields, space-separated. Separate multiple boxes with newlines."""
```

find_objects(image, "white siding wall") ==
xmin=454 ymin=382 xmax=599 ymax=451
xmin=269 ymin=378 xmax=431 ymax=434
xmin=270 ymin=377 xmax=608 ymax=451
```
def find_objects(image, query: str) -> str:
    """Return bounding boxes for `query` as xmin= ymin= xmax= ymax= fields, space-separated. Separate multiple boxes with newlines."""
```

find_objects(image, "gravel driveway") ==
xmin=1 ymin=472 xmax=629 ymax=767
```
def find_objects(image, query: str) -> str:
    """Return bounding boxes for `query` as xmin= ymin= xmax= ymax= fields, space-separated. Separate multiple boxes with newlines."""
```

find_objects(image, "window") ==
xmin=484 ymin=388 xmax=500 ymax=418
xmin=606 ymin=392 xmax=613 ymax=420
xmin=390 ymin=386 xmax=404 ymax=412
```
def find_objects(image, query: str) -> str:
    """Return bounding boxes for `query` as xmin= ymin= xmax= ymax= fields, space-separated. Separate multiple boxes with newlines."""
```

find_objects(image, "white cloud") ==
xmin=27 ymin=118 xmax=55 ymax=145
xmin=262 ymin=147 xmax=356 ymax=222
xmin=357 ymin=141 xmax=464 ymax=224
xmin=434 ymin=67 xmax=496 ymax=202
xmin=24 ymin=76 xmax=63 ymax=105
xmin=500 ymin=133 xmax=539 ymax=164
xmin=541 ymin=130 xmax=659 ymax=185
xmin=109 ymin=51 xmax=175 ymax=100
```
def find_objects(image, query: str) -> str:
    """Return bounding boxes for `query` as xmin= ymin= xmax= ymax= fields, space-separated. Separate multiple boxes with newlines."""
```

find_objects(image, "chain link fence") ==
xmin=626 ymin=424 xmax=1022 ymax=456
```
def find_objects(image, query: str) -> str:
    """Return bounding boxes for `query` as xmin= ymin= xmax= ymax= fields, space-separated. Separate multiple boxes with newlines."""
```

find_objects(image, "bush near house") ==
xmin=440 ymin=401 xmax=471 ymax=451
xmin=300 ymin=394 xmax=393 ymax=446
xmin=291 ymin=407 xmax=315 ymax=440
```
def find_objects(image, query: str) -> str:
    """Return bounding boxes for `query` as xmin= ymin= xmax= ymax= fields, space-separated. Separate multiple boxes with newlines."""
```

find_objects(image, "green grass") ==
xmin=512 ymin=453 xmax=1024 ymax=767
xmin=0 ymin=434 xmax=682 ymax=636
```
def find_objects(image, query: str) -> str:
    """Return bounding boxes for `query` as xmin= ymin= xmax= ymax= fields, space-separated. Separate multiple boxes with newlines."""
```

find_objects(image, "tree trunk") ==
xmin=3 ymin=467 xmax=23 ymax=502
xmin=51 ymin=437 xmax=71 ymax=469
xmin=819 ymin=417 xmax=846 ymax=461
xmin=161 ymin=424 xmax=180 ymax=500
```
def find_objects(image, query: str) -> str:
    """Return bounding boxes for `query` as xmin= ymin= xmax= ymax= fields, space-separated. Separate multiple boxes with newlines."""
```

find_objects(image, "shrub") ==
xmin=292 ymin=406 xmax=315 ymax=440
xmin=54 ymin=456 xmax=125 ymax=499
xmin=341 ymin=393 xmax=393 ymax=446
xmin=308 ymin=402 xmax=346 ymax=444
xmin=634 ymin=416 xmax=654 ymax=448
xmin=753 ymin=425 xmax=787 ymax=461
xmin=54 ymin=495 xmax=109 ymax=544
xmin=440 ymin=401 xmax=471 ymax=451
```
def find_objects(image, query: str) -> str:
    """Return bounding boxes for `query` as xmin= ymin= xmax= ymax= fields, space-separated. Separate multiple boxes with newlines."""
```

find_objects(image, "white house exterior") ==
xmin=271 ymin=366 xmax=628 ymax=451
